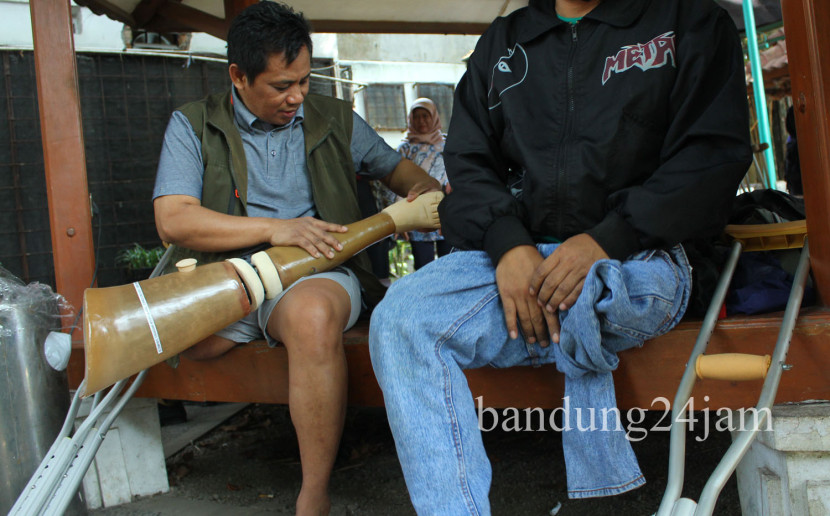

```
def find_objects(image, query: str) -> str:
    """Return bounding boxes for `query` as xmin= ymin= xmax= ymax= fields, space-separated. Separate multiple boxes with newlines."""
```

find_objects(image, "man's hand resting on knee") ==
xmin=496 ymin=245 xmax=549 ymax=347
xmin=529 ymin=233 xmax=609 ymax=344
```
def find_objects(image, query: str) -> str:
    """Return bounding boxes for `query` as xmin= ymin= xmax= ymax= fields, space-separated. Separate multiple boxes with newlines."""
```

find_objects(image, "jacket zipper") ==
xmin=555 ymin=23 xmax=579 ymax=237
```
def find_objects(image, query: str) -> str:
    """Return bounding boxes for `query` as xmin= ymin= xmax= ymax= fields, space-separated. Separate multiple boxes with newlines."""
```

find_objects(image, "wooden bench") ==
xmin=66 ymin=307 xmax=830 ymax=410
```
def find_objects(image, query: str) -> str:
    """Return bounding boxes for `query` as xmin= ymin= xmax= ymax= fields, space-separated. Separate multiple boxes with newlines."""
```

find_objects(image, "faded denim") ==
xmin=369 ymin=243 xmax=691 ymax=515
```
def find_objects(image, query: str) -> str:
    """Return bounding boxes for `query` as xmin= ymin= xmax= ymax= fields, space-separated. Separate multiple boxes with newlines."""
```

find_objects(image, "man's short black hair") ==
xmin=227 ymin=2 xmax=313 ymax=83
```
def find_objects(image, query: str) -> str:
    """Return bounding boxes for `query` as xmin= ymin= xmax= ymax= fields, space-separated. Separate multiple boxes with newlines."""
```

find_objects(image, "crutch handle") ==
xmin=694 ymin=353 xmax=771 ymax=381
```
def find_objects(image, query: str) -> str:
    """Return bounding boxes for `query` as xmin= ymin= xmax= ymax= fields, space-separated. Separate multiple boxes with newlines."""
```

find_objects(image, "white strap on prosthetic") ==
xmin=227 ymin=258 xmax=265 ymax=310
xmin=133 ymin=282 xmax=163 ymax=354
xmin=251 ymin=251 xmax=284 ymax=299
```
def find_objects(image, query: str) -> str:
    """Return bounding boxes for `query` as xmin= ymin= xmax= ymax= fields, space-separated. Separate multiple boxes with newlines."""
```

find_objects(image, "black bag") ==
xmin=684 ymin=189 xmax=810 ymax=318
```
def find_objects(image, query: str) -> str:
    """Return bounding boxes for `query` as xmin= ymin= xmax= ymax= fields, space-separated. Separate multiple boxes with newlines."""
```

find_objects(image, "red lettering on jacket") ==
xmin=602 ymin=31 xmax=676 ymax=85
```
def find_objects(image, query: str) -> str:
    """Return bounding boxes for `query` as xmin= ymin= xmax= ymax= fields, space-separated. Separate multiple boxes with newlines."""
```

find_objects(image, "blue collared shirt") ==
xmin=153 ymin=88 xmax=401 ymax=220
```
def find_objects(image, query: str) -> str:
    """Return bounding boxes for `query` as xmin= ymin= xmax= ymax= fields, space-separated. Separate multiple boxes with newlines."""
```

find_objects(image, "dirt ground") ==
xmin=91 ymin=403 xmax=741 ymax=515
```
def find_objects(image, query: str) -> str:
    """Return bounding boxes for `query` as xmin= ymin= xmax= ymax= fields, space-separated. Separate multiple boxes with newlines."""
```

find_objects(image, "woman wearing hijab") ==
xmin=394 ymin=98 xmax=451 ymax=269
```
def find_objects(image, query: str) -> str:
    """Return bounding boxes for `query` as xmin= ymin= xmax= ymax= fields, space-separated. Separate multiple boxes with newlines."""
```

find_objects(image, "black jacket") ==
xmin=440 ymin=0 xmax=752 ymax=264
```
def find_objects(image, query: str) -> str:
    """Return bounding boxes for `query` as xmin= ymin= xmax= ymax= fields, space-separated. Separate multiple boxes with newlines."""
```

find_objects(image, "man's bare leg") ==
xmin=268 ymin=278 xmax=351 ymax=516
xmin=181 ymin=334 xmax=238 ymax=360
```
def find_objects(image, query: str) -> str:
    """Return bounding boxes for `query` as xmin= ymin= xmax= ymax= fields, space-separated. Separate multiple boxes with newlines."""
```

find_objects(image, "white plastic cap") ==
xmin=44 ymin=331 xmax=72 ymax=371
xmin=176 ymin=258 xmax=197 ymax=272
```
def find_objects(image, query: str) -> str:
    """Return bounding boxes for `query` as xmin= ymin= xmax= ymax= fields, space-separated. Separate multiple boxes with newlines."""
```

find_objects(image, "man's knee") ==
xmin=269 ymin=286 xmax=350 ymax=357
xmin=282 ymin=290 xmax=346 ymax=331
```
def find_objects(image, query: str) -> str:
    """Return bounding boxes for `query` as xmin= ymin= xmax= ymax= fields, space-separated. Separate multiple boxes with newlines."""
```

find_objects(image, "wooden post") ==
xmin=225 ymin=0 xmax=259 ymax=20
xmin=30 ymin=0 xmax=95 ymax=345
xmin=781 ymin=0 xmax=830 ymax=304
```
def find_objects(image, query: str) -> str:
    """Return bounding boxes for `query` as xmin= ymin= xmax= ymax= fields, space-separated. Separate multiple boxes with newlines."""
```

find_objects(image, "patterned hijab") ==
xmin=404 ymin=98 xmax=444 ymax=147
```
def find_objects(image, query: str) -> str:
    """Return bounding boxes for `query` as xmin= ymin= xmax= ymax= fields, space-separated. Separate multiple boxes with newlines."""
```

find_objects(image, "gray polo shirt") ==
xmin=153 ymin=89 xmax=401 ymax=220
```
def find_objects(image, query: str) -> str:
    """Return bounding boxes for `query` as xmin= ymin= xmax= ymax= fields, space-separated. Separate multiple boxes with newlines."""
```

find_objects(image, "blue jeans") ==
xmin=369 ymin=244 xmax=691 ymax=515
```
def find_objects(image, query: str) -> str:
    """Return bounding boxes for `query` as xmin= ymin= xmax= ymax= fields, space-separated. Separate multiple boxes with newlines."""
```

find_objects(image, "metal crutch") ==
xmin=656 ymin=222 xmax=810 ymax=516
xmin=9 ymin=374 xmax=145 ymax=515
xmin=9 ymin=246 xmax=175 ymax=515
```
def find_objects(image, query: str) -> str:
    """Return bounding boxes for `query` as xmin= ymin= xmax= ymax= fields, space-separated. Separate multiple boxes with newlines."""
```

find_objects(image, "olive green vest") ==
xmin=165 ymin=90 xmax=385 ymax=307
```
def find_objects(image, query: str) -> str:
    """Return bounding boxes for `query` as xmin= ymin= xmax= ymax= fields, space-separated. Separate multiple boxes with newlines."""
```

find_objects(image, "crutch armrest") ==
xmin=724 ymin=220 xmax=807 ymax=252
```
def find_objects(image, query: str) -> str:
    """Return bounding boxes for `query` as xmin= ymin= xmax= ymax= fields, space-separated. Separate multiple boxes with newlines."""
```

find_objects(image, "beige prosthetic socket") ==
xmin=80 ymin=261 xmax=256 ymax=397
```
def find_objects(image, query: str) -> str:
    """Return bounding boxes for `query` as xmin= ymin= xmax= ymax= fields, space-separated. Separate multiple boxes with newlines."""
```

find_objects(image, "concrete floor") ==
xmin=86 ymin=403 xmax=742 ymax=515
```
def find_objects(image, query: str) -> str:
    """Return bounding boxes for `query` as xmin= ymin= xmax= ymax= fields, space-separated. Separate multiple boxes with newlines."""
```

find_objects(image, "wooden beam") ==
xmin=132 ymin=0 xmax=167 ymax=27
xmin=145 ymin=14 xmax=489 ymax=40
xmin=310 ymin=20 xmax=490 ymax=35
xmin=781 ymin=0 xmax=830 ymax=303
xmin=30 ymin=0 xmax=95 ymax=346
xmin=156 ymin=1 xmax=230 ymax=40
xmin=79 ymin=1 xmax=490 ymax=37
xmin=224 ymin=0 xmax=257 ymax=20
xmin=73 ymin=0 xmax=136 ymax=26
xmin=68 ymin=311 xmax=830 ymax=409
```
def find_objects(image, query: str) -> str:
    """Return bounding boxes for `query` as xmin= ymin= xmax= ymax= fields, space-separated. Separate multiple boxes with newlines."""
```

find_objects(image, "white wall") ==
xmin=336 ymin=33 xmax=477 ymax=64
xmin=0 ymin=0 xmax=35 ymax=48
xmin=0 ymin=1 xmax=133 ymax=51
xmin=346 ymin=60 xmax=466 ymax=86
xmin=312 ymin=33 xmax=338 ymax=61
xmin=0 ymin=1 xmax=228 ymax=54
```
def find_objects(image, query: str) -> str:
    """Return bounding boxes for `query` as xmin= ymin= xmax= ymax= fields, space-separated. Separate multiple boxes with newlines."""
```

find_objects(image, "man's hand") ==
xmin=154 ymin=195 xmax=348 ymax=258
xmin=496 ymin=245 xmax=549 ymax=346
xmin=404 ymin=179 xmax=441 ymax=201
xmin=529 ymin=233 xmax=609 ymax=342
xmin=268 ymin=217 xmax=348 ymax=259
xmin=381 ymin=158 xmax=441 ymax=200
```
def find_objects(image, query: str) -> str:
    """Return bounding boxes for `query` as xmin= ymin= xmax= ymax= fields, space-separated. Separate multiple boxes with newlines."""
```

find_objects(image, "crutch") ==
xmin=656 ymin=221 xmax=809 ymax=516
xmin=9 ymin=373 xmax=148 ymax=515
xmin=9 ymin=247 xmax=174 ymax=516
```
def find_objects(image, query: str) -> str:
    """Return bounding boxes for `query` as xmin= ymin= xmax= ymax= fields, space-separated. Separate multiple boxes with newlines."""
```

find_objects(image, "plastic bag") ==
xmin=0 ymin=266 xmax=74 ymax=370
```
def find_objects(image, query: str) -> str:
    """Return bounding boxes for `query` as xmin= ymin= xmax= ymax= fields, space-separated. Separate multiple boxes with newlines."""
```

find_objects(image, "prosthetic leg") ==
xmin=79 ymin=191 xmax=443 ymax=397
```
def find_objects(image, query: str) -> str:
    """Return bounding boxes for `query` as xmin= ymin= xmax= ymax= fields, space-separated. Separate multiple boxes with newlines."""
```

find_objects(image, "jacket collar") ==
xmin=520 ymin=0 xmax=563 ymax=43
xmin=520 ymin=0 xmax=651 ymax=42
xmin=202 ymin=89 xmax=249 ymax=208
xmin=301 ymin=94 xmax=334 ymax=154
xmin=204 ymin=89 xmax=235 ymax=134
xmin=584 ymin=0 xmax=650 ymax=27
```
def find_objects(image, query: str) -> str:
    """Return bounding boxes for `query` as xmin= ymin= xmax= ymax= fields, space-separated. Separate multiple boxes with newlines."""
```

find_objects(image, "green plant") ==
xmin=388 ymin=239 xmax=414 ymax=279
xmin=117 ymin=243 xmax=165 ymax=271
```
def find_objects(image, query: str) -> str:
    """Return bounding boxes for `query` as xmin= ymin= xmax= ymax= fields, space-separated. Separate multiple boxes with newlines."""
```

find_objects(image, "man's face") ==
xmin=230 ymin=46 xmax=311 ymax=126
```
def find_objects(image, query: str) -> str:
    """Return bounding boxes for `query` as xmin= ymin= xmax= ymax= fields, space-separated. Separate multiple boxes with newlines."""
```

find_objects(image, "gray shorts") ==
xmin=215 ymin=266 xmax=362 ymax=347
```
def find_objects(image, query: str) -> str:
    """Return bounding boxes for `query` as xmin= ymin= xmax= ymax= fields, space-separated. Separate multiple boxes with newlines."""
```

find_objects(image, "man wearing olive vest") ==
xmin=152 ymin=3 xmax=439 ymax=514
